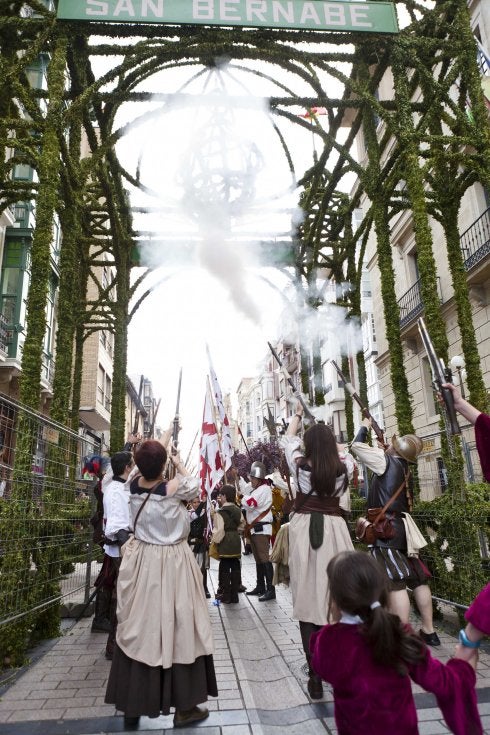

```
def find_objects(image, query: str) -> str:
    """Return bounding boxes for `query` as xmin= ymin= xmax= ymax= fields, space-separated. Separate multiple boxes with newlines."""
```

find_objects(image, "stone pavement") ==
xmin=0 ymin=554 xmax=489 ymax=735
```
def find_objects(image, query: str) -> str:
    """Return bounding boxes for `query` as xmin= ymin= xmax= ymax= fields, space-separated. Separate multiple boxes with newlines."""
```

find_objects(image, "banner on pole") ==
xmin=57 ymin=0 xmax=399 ymax=35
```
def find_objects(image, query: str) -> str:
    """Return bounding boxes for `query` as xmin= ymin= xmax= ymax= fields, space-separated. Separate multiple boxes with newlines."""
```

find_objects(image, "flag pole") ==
xmin=184 ymin=429 xmax=199 ymax=470
xmin=206 ymin=374 xmax=227 ymax=482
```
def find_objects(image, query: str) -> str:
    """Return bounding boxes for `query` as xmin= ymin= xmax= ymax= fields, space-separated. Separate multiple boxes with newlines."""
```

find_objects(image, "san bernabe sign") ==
xmin=57 ymin=0 xmax=399 ymax=34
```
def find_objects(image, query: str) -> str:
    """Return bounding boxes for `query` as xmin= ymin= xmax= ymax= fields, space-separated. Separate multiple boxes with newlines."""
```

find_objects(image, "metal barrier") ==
xmin=416 ymin=423 xmax=482 ymax=500
xmin=0 ymin=394 xmax=101 ymax=630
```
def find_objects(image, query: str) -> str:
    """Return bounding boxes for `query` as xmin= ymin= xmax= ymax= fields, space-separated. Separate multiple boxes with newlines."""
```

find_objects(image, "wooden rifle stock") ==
xmin=417 ymin=318 xmax=461 ymax=435
xmin=331 ymin=360 xmax=386 ymax=446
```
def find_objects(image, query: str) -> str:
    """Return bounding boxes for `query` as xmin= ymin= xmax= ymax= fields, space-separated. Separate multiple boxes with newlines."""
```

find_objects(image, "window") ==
xmin=97 ymin=364 xmax=112 ymax=411
xmin=422 ymin=357 xmax=436 ymax=416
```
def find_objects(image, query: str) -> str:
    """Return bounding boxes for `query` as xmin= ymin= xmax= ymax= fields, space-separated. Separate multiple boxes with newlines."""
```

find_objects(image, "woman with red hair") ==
xmin=105 ymin=439 xmax=217 ymax=728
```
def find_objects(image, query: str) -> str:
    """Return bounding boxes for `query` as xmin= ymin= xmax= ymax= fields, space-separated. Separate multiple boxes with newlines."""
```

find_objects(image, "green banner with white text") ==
xmin=57 ymin=0 xmax=399 ymax=34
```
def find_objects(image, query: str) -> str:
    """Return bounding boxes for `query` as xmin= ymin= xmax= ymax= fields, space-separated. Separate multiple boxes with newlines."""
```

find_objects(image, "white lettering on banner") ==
xmin=194 ymin=0 xmax=214 ymax=18
xmin=114 ymin=0 xmax=136 ymax=15
xmin=142 ymin=0 xmax=164 ymax=16
xmin=350 ymin=4 xmax=372 ymax=27
xmin=300 ymin=2 xmax=320 ymax=24
xmin=86 ymin=0 xmax=109 ymax=14
xmin=246 ymin=0 xmax=267 ymax=22
xmin=220 ymin=0 xmax=241 ymax=21
xmin=324 ymin=3 xmax=345 ymax=25
xmin=272 ymin=1 xmax=294 ymax=23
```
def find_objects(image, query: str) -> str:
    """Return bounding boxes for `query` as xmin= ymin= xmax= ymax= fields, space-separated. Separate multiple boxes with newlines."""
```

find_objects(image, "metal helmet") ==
xmin=249 ymin=461 xmax=267 ymax=479
xmin=391 ymin=434 xmax=423 ymax=463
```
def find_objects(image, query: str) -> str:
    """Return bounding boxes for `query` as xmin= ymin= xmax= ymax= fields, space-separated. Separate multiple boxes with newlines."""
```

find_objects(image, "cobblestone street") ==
xmin=0 ymin=555 xmax=489 ymax=735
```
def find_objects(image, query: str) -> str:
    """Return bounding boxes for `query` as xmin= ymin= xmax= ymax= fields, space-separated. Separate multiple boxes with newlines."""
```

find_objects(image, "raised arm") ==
xmin=287 ymin=401 xmax=304 ymax=437
xmin=441 ymin=383 xmax=481 ymax=426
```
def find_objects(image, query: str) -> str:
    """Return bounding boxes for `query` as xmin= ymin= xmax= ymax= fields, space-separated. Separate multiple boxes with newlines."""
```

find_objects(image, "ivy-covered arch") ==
xmin=0 ymin=0 xmax=489 ymax=467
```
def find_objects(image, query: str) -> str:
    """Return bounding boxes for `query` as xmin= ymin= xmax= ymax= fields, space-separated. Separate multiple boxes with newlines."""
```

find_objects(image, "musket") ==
xmin=132 ymin=375 xmax=144 ymax=435
xmin=417 ymin=318 xmax=461 ymax=435
xmin=267 ymin=342 xmax=316 ymax=424
xmin=167 ymin=369 xmax=183 ymax=479
xmin=172 ymin=368 xmax=183 ymax=451
xmin=148 ymin=398 xmax=161 ymax=439
xmin=238 ymin=425 xmax=252 ymax=458
xmin=331 ymin=360 xmax=387 ymax=447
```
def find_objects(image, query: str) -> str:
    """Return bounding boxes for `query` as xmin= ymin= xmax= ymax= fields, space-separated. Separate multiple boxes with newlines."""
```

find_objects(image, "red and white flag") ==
xmin=299 ymin=106 xmax=327 ymax=119
xmin=199 ymin=382 xmax=224 ymax=498
xmin=207 ymin=346 xmax=234 ymax=472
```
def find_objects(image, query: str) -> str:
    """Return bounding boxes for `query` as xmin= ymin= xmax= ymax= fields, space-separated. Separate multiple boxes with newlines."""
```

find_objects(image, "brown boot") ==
xmin=173 ymin=706 xmax=209 ymax=728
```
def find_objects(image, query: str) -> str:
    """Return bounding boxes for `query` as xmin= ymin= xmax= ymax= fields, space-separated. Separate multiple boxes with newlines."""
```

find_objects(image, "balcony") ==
xmin=460 ymin=206 xmax=490 ymax=272
xmin=398 ymin=277 xmax=441 ymax=328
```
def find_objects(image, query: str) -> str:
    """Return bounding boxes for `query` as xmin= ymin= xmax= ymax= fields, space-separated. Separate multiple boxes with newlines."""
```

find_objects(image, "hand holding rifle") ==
xmin=331 ymin=360 xmax=387 ymax=448
xmin=417 ymin=318 xmax=461 ymax=435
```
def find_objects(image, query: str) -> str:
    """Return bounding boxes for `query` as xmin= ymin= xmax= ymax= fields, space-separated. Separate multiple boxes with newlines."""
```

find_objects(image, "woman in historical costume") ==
xmin=105 ymin=440 xmax=217 ymax=728
xmin=280 ymin=402 xmax=354 ymax=699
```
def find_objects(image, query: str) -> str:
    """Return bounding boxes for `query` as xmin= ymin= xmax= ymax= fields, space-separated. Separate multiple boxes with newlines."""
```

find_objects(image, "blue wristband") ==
xmin=459 ymin=629 xmax=481 ymax=649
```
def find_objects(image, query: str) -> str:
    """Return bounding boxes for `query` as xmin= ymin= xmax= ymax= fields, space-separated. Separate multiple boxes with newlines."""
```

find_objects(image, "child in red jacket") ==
xmin=310 ymin=551 xmax=482 ymax=735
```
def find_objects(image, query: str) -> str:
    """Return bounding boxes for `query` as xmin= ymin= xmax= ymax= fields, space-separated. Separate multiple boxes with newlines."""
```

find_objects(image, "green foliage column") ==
xmin=391 ymin=41 xmax=465 ymax=494
xmin=19 ymin=33 xmax=67 ymax=409
xmin=360 ymin=65 xmax=414 ymax=436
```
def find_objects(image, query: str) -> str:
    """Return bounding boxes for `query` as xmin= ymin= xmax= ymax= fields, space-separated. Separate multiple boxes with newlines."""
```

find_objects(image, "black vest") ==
xmin=367 ymin=455 xmax=411 ymax=550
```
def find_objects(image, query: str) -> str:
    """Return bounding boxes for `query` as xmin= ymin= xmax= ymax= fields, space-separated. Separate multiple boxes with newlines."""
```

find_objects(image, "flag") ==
xmin=299 ymin=107 xmax=327 ymax=119
xmin=207 ymin=346 xmax=234 ymax=472
xmin=199 ymin=382 xmax=224 ymax=498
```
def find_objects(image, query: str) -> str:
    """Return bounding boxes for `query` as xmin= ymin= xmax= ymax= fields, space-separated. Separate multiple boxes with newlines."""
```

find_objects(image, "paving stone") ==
xmin=234 ymin=656 xmax=290 ymax=682
xmin=241 ymin=677 xmax=308 ymax=711
xmin=7 ymin=708 xmax=65 ymax=722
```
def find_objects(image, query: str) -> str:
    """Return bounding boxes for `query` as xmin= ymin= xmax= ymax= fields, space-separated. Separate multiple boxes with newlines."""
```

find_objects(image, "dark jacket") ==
xmin=217 ymin=504 xmax=242 ymax=558
xmin=189 ymin=502 xmax=207 ymax=553
xmin=367 ymin=454 xmax=412 ymax=550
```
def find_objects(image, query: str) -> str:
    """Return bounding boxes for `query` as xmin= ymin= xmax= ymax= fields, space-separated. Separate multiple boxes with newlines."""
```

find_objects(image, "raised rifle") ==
xmin=417 ymin=317 xmax=461 ymax=435
xmin=168 ymin=368 xmax=183 ymax=479
xmin=132 ymin=374 xmax=144 ymax=436
xmin=148 ymin=398 xmax=161 ymax=439
xmin=331 ymin=360 xmax=387 ymax=447
xmin=267 ymin=342 xmax=316 ymax=424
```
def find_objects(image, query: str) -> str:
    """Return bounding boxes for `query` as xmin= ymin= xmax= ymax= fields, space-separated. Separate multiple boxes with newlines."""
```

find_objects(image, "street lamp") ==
xmin=449 ymin=355 xmax=466 ymax=399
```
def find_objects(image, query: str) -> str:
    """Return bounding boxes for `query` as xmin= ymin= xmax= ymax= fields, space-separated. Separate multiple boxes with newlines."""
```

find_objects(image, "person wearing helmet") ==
xmin=240 ymin=461 xmax=276 ymax=601
xmin=351 ymin=418 xmax=440 ymax=647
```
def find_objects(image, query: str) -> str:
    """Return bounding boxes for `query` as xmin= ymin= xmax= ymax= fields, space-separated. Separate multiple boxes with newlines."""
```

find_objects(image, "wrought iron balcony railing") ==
xmin=397 ymin=277 xmax=441 ymax=328
xmin=460 ymin=206 xmax=490 ymax=271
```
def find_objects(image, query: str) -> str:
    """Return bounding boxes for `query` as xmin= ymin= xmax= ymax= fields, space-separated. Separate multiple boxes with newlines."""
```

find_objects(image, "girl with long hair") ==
xmin=310 ymin=551 xmax=482 ymax=735
xmin=280 ymin=403 xmax=355 ymax=699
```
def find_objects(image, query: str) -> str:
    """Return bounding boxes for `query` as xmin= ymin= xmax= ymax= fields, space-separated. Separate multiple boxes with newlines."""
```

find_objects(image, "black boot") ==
xmin=220 ymin=571 xmax=232 ymax=603
xmin=215 ymin=564 xmax=224 ymax=599
xmin=203 ymin=569 xmax=211 ymax=598
xmin=91 ymin=586 xmax=112 ymax=632
xmin=258 ymin=562 xmax=276 ymax=601
xmin=230 ymin=569 xmax=241 ymax=603
xmin=246 ymin=563 xmax=266 ymax=595
xmin=306 ymin=653 xmax=323 ymax=699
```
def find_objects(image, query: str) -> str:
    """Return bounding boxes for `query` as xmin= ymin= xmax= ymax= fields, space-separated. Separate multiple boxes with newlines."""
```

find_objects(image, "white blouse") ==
xmin=280 ymin=435 xmax=352 ymax=512
xmin=130 ymin=475 xmax=199 ymax=545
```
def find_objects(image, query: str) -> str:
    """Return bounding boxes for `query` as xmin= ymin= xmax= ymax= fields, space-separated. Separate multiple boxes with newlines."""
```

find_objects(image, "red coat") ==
xmin=466 ymin=582 xmax=490 ymax=636
xmin=310 ymin=623 xmax=482 ymax=735
xmin=475 ymin=412 xmax=490 ymax=482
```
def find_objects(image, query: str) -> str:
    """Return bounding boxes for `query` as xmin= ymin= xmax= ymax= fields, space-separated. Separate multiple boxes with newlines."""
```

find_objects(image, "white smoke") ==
xmin=124 ymin=63 xmax=299 ymax=325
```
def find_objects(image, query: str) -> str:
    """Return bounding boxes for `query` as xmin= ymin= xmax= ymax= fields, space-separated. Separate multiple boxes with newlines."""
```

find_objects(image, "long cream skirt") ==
xmin=288 ymin=513 xmax=354 ymax=626
xmin=116 ymin=537 xmax=214 ymax=668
